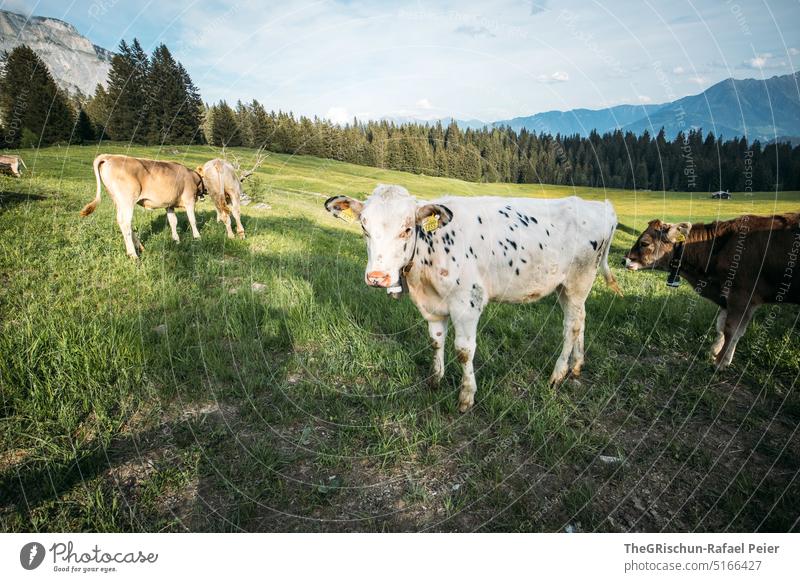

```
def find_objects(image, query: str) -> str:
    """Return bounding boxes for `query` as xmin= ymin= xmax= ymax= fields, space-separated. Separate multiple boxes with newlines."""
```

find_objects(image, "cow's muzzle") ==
xmin=366 ymin=271 xmax=392 ymax=288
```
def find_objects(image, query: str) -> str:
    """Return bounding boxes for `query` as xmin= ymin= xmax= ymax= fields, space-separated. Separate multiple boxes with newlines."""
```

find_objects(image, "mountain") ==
xmin=492 ymin=103 xmax=664 ymax=136
xmin=489 ymin=72 xmax=800 ymax=142
xmin=622 ymin=72 xmax=800 ymax=141
xmin=0 ymin=9 xmax=112 ymax=96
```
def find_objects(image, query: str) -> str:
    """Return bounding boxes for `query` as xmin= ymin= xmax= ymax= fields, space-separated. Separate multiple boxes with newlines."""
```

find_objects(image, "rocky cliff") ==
xmin=0 ymin=9 xmax=112 ymax=96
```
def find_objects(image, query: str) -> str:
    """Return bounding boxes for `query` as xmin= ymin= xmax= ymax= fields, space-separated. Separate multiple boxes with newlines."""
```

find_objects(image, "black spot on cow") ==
xmin=506 ymin=238 xmax=517 ymax=250
xmin=452 ymin=256 xmax=456 ymax=262
xmin=546 ymin=229 xmax=550 ymax=237
xmin=499 ymin=209 xmax=510 ymax=218
xmin=539 ymin=242 xmax=543 ymax=250
xmin=477 ymin=216 xmax=482 ymax=224
xmin=508 ymin=259 xmax=513 ymax=267
xmin=515 ymin=268 xmax=519 ymax=276
xmin=530 ymin=215 xmax=538 ymax=224
xmin=456 ymin=278 xmax=460 ymax=285
xmin=480 ymin=234 xmax=484 ymax=240
xmin=470 ymin=301 xmax=475 ymax=308
xmin=590 ymin=240 xmax=598 ymax=250
xmin=444 ymin=247 xmax=450 ymax=254
xmin=520 ymin=258 xmax=527 ymax=263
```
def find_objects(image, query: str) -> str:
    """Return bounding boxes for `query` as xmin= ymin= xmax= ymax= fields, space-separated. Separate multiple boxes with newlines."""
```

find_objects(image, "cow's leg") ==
xmin=710 ymin=309 xmax=727 ymax=358
xmin=716 ymin=303 xmax=758 ymax=369
xmin=115 ymin=203 xmax=138 ymax=259
xmin=551 ymin=287 xmax=584 ymax=385
xmin=185 ymin=198 xmax=201 ymax=239
xmin=452 ymin=310 xmax=480 ymax=412
xmin=569 ymin=301 xmax=587 ymax=377
xmin=223 ymin=209 xmax=235 ymax=239
xmin=166 ymin=208 xmax=180 ymax=243
xmin=425 ymin=316 xmax=449 ymax=387
xmin=132 ymin=231 xmax=145 ymax=254
xmin=231 ymin=197 xmax=245 ymax=239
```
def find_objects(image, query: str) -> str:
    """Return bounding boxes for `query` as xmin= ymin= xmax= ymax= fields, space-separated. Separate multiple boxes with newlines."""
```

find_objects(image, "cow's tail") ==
xmin=600 ymin=201 xmax=623 ymax=297
xmin=80 ymin=155 xmax=106 ymax=217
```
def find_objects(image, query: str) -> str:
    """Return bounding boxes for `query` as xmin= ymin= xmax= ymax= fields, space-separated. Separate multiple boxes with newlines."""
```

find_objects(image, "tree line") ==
xmin=2 ymin=39 xmax=799 ymax=191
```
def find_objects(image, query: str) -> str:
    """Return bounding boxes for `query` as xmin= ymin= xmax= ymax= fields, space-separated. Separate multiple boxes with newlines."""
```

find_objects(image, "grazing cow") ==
xmin=196 ymin=158 xmax=246 ymax=239
xmin=326 ymin=185 xmax=621 ymax=412
xmin=79 ymin=154 xmax=205 ymax=258
xmin=0 ymin=154 xmax=26 ymax=177
xmin=623 ymin=214 xmax=800 ymax=368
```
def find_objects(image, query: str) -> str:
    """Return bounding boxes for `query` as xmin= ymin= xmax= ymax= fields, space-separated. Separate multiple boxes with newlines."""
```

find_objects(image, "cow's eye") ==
xmin=399 ymin=227 xmax=412 ymax=238
xmin=640 ymin=241 xmax=650 ymax=248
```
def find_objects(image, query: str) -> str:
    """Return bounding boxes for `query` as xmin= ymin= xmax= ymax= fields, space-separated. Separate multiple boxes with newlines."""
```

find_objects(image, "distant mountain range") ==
xmin=0 ymin=8 xmax=112 ymax=96
xmin=392 ymin=72 xmax=800 ymax=144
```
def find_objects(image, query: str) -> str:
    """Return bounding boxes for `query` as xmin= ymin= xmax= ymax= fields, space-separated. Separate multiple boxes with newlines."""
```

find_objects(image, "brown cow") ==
xmin=0 ymin=155 xmax=26 ymax=177
xmin=80 ymin=154 xmax=205 ymax=258
xmin=624 ymin=214 xmax=800 ymax=368
xmin=196 ymin=158 xmax=245 ymax=239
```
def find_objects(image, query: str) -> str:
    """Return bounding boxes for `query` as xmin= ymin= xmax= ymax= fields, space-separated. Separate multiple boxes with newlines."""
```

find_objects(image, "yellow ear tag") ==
xmin=675 ymin=233 xmax=686 ymax=243
xmin=340 ymin=207 xmax=357 ymax=223
xmin=422 ymin=214 xmax=439 ymax=233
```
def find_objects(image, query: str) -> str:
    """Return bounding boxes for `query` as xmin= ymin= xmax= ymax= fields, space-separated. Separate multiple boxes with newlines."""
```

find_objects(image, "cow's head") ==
xmin=193 ymin=167 xmax=206 ymax=200
xmin=325 ymin=185 xmax=452 ymax=288
xmin=624 ymin=219 xmax=691 ymax=270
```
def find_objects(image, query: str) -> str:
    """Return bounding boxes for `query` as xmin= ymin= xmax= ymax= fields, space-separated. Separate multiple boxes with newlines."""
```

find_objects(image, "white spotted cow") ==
xmin=325 ymin=185 xmax=621 ymax=412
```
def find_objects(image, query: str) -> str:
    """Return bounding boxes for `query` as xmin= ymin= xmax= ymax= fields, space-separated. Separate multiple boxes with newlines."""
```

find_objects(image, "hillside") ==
xmin=1 ymin=144 xmax=798 ymax=533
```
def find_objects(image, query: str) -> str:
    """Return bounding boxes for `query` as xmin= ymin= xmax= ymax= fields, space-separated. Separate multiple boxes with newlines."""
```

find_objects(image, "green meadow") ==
xmin=1 ymin=144 xmax=798 ymax=532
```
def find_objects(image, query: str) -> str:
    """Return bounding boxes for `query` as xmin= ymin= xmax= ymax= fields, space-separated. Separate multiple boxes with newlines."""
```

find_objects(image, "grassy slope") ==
xmin=0 ymin=144 xmax=798 ymax=532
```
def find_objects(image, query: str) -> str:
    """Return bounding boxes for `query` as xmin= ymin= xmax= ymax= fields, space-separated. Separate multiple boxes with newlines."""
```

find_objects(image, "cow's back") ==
xmin=428 ymin=195 xmax=616 ymax=302
xmin=713 ymin=214 xmax=800 ymax=304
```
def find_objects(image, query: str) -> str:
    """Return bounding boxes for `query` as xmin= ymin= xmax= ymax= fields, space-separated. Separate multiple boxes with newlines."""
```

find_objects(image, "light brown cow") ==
xmin=196 ymin=158 xmax=245 ymax=239
xmin=79 ymin=154 xmax=205 ymax=258
xmin=0 ymin=155 xmax=27 ymax=177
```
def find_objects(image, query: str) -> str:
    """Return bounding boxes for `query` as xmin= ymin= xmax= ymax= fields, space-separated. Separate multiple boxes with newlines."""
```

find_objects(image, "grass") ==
xmin=0 ymin=143 xmax=798 ymax=532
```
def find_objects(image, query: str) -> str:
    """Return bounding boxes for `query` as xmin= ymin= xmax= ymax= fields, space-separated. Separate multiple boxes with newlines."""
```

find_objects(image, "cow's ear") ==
xmin=665 ymin=222 xmax=691 ymax=243
xmin=195 ymin=165 xmax=204 ymax=177
xmin=416 ymin=204 xmax=453 ymax=232
xmin=325 ymin=196 xmax=364 ymax=223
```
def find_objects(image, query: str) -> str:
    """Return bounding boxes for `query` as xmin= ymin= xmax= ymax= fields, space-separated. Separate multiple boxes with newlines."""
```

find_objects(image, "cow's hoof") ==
xmin=569 ymin=366 xmax=582 ymax=379
xmin=457 ymin=391 xmax=474 ymax=412
xmin=427 ymin=375 xmax=442 ymax=389
xmin=237 ymin=232 xmax=246 ymax=240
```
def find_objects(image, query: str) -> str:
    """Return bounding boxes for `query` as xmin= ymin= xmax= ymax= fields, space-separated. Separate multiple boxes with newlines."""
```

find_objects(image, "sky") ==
xmin=3 ymin=0 xmax=799 ymax=122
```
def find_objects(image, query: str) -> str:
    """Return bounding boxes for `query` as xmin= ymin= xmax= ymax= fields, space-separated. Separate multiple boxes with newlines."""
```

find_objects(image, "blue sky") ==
xmin=5 ymin=0 xmax=800 ymax=122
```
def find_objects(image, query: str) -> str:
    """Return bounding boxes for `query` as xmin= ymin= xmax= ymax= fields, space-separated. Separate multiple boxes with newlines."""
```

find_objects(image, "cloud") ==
xmin=416 ymin=98 xmax=433 ymax=110
xmin=326 ymin=107 xmax=350 ymax=125
xmin=537 ymin=71 xmax=569 ymax=83
xmin=688 ymin=76 xmax=707 ymax=85
xmin=453 ymin=25 xmax=495 ymax=38
xmin=742 ymin=53 xmax=787 ymax=69
xmin=530 ymin=1 xmax=548 ymax=15
xmin=672 ymin=66 xmax=685 ymax=74
xmin=789 ymin=47 xmax=800 ymax=56
xmin=746 ymin=54 xmax=770 ymax=68
xmin=637 ymin=95 xmax=653 ymax=103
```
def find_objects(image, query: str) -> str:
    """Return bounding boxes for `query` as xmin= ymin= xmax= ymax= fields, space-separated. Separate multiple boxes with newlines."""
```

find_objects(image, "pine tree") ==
xmin=145 ymin=45 xmax=202 ymax=144
xmin=106 ymin=39 xmax=150 ymax=143
xmin=85 ymin=84 xmax=112 ymax=139
xmin=210 ymin=101 xmax=242 ymax=147
xmin=74 ymin=108 xmax=96 ymax=144
xmin=0 ymin=45 xmax=74 ymax=147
